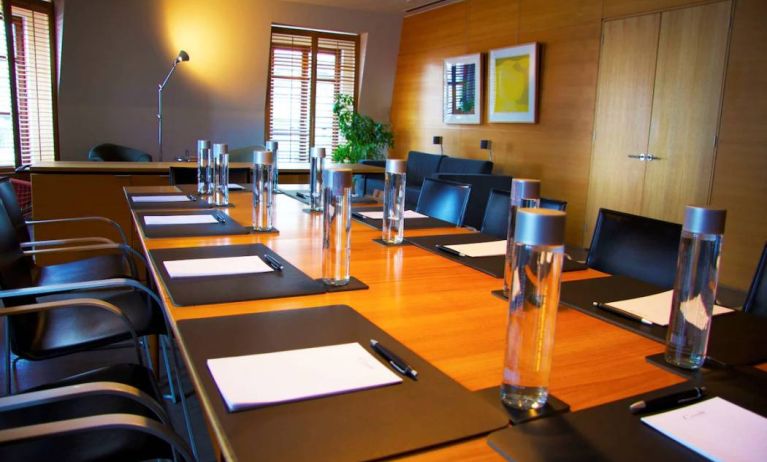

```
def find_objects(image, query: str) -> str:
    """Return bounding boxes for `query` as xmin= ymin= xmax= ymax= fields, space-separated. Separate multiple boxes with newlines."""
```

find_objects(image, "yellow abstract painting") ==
xmin=493 ymin=55 xmax=530 ymax=113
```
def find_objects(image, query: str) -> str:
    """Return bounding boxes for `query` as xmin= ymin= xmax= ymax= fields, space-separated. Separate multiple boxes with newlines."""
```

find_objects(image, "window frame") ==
xmin=264 ymin=25 xmax=359 ymax=163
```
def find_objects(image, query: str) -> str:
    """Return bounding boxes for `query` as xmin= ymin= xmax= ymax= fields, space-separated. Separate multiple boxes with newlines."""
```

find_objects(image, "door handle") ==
xmin=645 ymin=153 xmax=662 ymax=161
xmin=628 ymin=153 xmax=647 ymax=161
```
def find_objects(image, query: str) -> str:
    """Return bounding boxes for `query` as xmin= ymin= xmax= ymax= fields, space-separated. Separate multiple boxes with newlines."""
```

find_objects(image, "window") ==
xmin=266 ymin=26 xmax=358 ymax=163
xmin=0 ymin=0 xmax=57 ymax=167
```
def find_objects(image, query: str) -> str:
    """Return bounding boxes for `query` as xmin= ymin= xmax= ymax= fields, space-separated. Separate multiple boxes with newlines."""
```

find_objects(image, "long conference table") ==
xmin=126 ymin=185 xmax=687 ymax=461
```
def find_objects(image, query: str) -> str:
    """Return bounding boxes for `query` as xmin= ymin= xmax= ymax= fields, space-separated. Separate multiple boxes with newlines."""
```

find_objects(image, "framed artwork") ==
xmin=443 ymin=53 xmax=481 ymax=124
xmin=488 ymin=43 xmax=539 ymax=123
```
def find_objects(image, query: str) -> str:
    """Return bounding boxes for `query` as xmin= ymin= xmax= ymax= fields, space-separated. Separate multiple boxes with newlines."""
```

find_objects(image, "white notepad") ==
xmin=607 ymin=290 xmax=732 ymax=326
xmin=357 ymin=210 xmax=427 ymax=220
xmin=131 ymin=195 xmax=191 ymax=203
xmin=228 ymin=183 xmax=244 ymax=190
xmin=207 ymin=342 xmax=403 ymax=411
xmin=163 ymin=255 xmax=274 ymax=278
xmin=642 ymin=397 xmax=767 ymax=462
xmin=443 ymin=240 xmax=506 ymax=257
xmin=143 ymin=214 xmax=219 ymax=226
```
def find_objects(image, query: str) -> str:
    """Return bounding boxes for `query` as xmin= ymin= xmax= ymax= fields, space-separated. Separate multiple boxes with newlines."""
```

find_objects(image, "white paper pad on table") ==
xmin=444 ymin=240 xmax=506 ymax=257
xmin=228 ymin=183 xmax=244 ymax=190
xmin=163 ymin=255 xmax=274 ymax=278
xmin=143 ymin=214 xmax=219 ymax=226
xmin=207 ymin=342 xmax=403 ymax=411
xmin=357 ymin=210 xmax=427 ymax=220
xmin=642 ymin=397 xmax=767 ymax=462
xmin=131 ymin=195 xmax=191 ymax=203
xmin=607 ymin=290 xmax=732 ymax=326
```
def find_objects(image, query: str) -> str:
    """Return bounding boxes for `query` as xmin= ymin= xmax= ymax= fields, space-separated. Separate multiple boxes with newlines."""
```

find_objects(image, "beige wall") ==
xmin=390 ymin=0 xmax=766 ymax=288
xmin=57 ymin=0 xmax=402 ymax=161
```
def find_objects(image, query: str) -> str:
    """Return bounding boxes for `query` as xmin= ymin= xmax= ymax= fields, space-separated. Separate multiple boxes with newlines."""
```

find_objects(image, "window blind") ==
xmin=266 ymin=27 xmax=358 ymax=163
xmin=0 ymin=0 xmax=15 ymax=166
xmin=11 ymin=1 xmax=56 ymax=165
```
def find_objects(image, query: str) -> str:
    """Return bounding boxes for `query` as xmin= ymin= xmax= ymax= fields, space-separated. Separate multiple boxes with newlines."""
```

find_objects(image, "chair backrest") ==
xmin=88 ymin=143 xmax=153 ymax=162
xmin=432 ymin=174 xmax=512 ymax=230
xmin=540 ymin=197 xmax=567 ymax=211
xmin=744 ymin=243 xmax=767 ymax=317
xmin=0 ymin=177 xmax=31 ymax=242
xmin=586 ymin=208 xmax=682 ymax=289
xmin=480 ymin=189 xmax=511 ymax=239
xmin=168 ymin=167 xmax=250 ymax=185
xmin=415 ymin=177 xmax=471 ymax=226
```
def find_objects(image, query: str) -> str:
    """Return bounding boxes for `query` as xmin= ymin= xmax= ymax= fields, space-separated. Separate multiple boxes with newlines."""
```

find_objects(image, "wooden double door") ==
xmin=584 ymin=1 xmax=732 ymax=244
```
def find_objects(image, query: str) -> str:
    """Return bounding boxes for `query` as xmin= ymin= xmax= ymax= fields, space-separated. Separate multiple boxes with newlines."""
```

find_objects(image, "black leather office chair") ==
xmin=540 ymin=197 xmax=567 ymax=211
xmin=169 ymin=166 xmax=251 ymax=185
xmin=415 ymin=177 xmax=471 ymax=226
xmin=743 ymin=243 xmax=767 ymax=317
xmin=586 ymin=208 xmax=682 ymax=289
xmin=480 ymin=189 xmax=510 ymax=239
xmin=88 ymin=143 xmax=153 ymax=162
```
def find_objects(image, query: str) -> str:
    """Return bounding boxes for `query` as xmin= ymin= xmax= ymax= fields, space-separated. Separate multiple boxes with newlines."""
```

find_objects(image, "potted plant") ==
xmin=331 ymin=94 xmax=394 ymax=163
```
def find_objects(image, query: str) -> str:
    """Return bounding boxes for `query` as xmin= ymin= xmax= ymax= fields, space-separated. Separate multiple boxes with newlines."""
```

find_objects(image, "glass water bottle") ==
xmin=322 ymin=169 xmax=352 ymax=286
xmin=382 ymin=159 xmax=407 ymax=244
xmin=503 ymin=179 xmax=542 ymax=297
xmin=665 ymin=206 xmax=726 ymax=370
xmin=252 ymin=150 xmax=274 ymax=231
xmin=266 ymin=140 xmax=279 ymax=192
xmin=501 ymin=208 xmax=566 ymax=410
xmin=196 ymin=139 xmax=211 ymax=195
xmin=310 ymin=147 xmax=326 ymax=211
xmin=213 ymin=143 xmax=229 ymax=206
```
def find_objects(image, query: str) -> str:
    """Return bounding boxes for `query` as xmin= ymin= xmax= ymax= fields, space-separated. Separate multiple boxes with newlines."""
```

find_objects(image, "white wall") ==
xmin=57 ymin=0 xmax=402 ymax=161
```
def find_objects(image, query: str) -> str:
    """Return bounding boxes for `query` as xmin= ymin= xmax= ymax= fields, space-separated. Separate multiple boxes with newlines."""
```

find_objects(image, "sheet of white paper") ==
xmin=642 ymin=397 xmax=767 ymax=462
xmin=357 ymin=210 xmax=427 ymax=220
xmin=131 ymin=195 xmax=191 ymax=203
xmin=444 ymin=240 xmax=506 ymax=257
xmin=228 ymin=183 xmax=244 ymax=190
xmin=163 ymin=255 xmax=274 ymax=278
xmin=207 ymin=342 xmax=403 ymax=411
xmin=607 ymin=290 xmax=732 ymax=326
xmin=143 ymin=215 xmax=219 ymax=226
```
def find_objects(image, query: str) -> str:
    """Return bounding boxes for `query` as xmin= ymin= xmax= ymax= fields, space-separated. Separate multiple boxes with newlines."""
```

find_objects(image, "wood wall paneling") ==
xmin=641 ymin=1 xmax=731 ymax=223
xmin=584 ymin=13 xmax=661 ymax=243
xmin=710 ymin=0 xmax=767 ymax=289
xmin=603 ymin=0 xmax=714 ymax=18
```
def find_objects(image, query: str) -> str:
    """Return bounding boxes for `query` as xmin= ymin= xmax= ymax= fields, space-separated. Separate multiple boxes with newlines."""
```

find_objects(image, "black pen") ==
xmin=629 ymin=386 xmax=707 ymax=414
xmin=592 ymin=302 xmax=652 ymax=325
xmin=296 ymin=192 xmax=309 ymax=199
xmin=212 ymin=213 xmax=226 ymax=224
xmin=186 ymin=194 xmax=198 ymax=201
xmin=436 ymin=244 xmax=465 ymax=257
xmin=370 ymin=339 xmax=418 ymax=380
xmin=262 ymin=253 xmax=284 ymax=271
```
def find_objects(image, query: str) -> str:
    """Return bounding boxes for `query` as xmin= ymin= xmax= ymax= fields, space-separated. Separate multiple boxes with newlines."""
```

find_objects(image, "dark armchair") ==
xmin=88 ymin=144 xmax=153 ymax=162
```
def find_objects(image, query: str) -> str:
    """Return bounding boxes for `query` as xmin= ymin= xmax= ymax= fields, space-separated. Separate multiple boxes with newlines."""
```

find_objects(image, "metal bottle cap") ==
xmin=511 ymin=179 xmax=541 ymax=200
xmin=213 ymin=143 xmax=228 ymax=156
xmin=197 ymin=140 xmax=211 ymax=151
xmin=323 ymin=169 xmax=352 ymax=194
xmin=386 ymin=159 xmax=406 ymax=174
xmin=265 ymin=140 xmax=278 ymax=151
xmin=514 ymin=208 xmax=566 ymax=246
xmin=311 ymin=147 xmax=326 ymax=158
xmin=254 ymin=150 xmax=274 ymax=165
xmin=684 ymin=206 xmax=726 ymax=235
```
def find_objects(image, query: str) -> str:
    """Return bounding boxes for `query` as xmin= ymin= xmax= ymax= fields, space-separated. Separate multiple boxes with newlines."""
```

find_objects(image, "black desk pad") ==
xmin=352 ymin=207 xmax=456 ymax=230
xmin=149 ymin=244 xmax=326 ymax=306
xmin=127 ymin=192 xmax=212 ymax=209
xmin=283 ymin=188 xmax=379 ymax=205
xmin=406 ymin=233 xmax=588 ymax=278
xmin=488 ymin=367 xmax=767 ymax=462
xmin=136 ymin=210 xmax=250 ymax=238
xmin=176 ymin=305 xmax=509 ymax=461
xmin=560 ymin=275 xmax=767 ymax=366
xmin=176 ymin=184 xmax=253 ymax=193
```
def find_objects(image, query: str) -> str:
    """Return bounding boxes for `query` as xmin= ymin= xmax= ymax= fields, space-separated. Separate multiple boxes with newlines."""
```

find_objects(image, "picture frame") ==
xmin=487 ymin=43 xmax=539 ymax=123
xmin=443 ymin=53 xmax=482 ymax=124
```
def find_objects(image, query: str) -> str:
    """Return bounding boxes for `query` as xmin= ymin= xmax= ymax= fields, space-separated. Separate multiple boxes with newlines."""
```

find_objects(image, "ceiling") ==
xmin=280 ymin=0 xmax=460 ymax=15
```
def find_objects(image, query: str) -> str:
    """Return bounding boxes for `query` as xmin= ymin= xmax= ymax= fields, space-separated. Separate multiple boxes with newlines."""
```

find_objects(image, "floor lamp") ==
xmin=157 ymin=50 xmax=189 ymax=160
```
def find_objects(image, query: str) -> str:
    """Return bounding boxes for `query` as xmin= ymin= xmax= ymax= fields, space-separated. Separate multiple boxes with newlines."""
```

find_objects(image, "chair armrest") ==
xmin=0 ymin=381 xmax=167 ymax=425
xmin=0 ymin=278 xmax=162 ymax=311
xmin=21 ymin=237 xmax=116 ymax=248
xmin=26 ymin=216 xmax=128 ymax=245
xmin=21 ymin=243 xmax=146 ymax=279
xmin=0 ymin=299 xmax=144 ymax=365
xmin=0 ymin=414 xmax=195 ymax=462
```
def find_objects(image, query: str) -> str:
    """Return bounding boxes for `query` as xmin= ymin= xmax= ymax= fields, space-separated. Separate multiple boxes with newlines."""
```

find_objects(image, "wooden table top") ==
xmin=127 ymin=186 xmax=684 ymax=461
xmin=31 ymin=161 xmax=385 ymax=174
